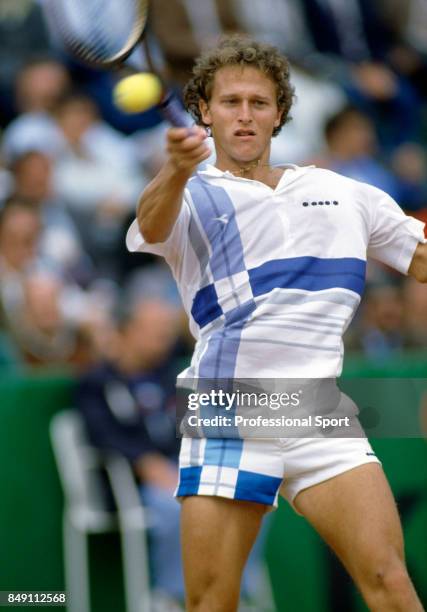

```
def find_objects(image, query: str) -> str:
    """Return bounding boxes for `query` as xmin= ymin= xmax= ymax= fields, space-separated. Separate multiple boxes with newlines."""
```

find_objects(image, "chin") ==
xmin=231 ymin=149 xmax=263 ymax=164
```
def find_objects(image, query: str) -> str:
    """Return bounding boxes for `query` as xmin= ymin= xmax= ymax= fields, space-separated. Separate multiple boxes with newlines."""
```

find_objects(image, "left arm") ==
xmin=408 ymin=243 xmax=427 ymax=283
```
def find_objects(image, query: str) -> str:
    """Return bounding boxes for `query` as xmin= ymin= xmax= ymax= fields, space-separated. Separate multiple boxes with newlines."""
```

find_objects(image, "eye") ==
xmin=254 ymin=100 xmax=268 ymax=107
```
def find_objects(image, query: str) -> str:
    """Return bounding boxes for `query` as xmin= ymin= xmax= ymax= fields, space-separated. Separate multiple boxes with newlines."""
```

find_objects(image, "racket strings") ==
xmin=46 ymin=0 xmax=147 ymax=65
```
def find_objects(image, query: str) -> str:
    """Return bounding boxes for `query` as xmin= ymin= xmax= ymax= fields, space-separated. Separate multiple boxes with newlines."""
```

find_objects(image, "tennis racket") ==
xmin=43 ymin=0 xmax=190 ymax=127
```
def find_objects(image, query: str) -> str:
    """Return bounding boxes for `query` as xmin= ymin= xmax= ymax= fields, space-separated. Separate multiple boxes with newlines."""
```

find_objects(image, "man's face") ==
xmin=0 ymin=207 xmax=40 ymax=271
xmin=123 ymin=301 xmax=180 ymax=367
xmin=199 ymin=65 xmax=282 ymax=167
xmin=14 ymin=153 xmax=52 ymax=202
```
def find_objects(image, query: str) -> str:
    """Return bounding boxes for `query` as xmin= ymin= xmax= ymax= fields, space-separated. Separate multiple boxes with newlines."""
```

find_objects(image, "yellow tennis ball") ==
xmin=113 ymin=73 xmax=163 ymax=113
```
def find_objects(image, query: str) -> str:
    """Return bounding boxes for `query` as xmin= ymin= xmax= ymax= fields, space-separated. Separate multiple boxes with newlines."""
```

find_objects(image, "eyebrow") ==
xmin=218 ymin=94 xmax=271 ymax=101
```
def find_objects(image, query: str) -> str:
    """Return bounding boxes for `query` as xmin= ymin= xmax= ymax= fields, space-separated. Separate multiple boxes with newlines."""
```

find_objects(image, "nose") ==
xmin=238 ymin=101 xmax=253 ymax=123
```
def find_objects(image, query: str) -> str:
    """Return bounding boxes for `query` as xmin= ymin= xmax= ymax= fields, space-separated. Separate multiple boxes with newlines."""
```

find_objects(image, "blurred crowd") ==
xmin=1 ymin=1 xmax=426 ymax=606
xmin=1 ymin=0 xmax=427 ymax=374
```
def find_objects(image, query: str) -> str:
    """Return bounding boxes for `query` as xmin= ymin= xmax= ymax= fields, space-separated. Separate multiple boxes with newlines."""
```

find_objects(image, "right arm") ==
xmin=137 ymin=126 xmax=210 ymax=243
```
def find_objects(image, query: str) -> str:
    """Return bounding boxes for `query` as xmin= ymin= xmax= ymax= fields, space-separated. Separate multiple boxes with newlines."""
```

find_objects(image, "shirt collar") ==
xmin=197 ymin=163 xmax=315 ymax=181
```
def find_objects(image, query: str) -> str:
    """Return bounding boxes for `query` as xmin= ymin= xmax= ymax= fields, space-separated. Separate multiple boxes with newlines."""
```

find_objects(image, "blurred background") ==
xmin=0 ymin=0 xmax=426 ymax=610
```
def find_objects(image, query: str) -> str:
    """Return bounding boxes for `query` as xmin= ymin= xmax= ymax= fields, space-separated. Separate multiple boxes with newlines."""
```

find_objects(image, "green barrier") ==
xmin=0 ymin=355 xmax=426 ymax=612
xmin=0 ymin=374 xmax=72 ymax=595
xmin=0 ymin=373 xmax=125 ymax=612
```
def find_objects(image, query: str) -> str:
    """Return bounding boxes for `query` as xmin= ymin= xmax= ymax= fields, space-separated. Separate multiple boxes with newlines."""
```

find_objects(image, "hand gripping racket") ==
xmin=43 ymin=0 xmax=189 ymax=127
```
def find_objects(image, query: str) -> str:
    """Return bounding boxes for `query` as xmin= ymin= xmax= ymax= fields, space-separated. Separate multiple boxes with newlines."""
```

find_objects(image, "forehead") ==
xmin=210 ymin=65 xmax=276 ymax=98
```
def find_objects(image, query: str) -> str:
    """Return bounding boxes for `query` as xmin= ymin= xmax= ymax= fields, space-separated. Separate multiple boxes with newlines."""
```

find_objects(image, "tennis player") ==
xmin=127 ymin=35 xmax=426 ymax=611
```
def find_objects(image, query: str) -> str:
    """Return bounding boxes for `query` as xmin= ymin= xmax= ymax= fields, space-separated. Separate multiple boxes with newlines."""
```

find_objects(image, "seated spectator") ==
xmin=51 ymin=92 xmax=146 ymax=277
xmin=295 ymin=0 xmax=423 ymax=151
xmin=8 ymin=152 xmax=92 ymax=285
xmin=1 ymin=58 xmax=71 ymax=162
xmin=316 ymin=106 xmax=427 ymax=217
xmin=15 ymin=57 xmax=71 ymax=116
xmin=76 ymin=292 xmax=184 ymax=604
xmin=0 ymin=199 xmax=41 ymax=319
xmin=4 ymin=270 xmax=92 ymax=367
xmin=317 ymin=106 xmax=401 ymax=199
xmin=0 ymin=199 xmax=101 ymax=368
xmin=345 ymin=283 xmax=407 ymax=360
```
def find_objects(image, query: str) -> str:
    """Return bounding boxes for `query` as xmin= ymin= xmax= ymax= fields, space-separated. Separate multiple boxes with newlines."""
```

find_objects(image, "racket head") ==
xmin=44 ymin=0 xmax=149 ymax=68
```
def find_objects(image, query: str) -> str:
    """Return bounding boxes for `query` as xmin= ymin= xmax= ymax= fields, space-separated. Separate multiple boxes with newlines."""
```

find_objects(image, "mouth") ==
xmin=234 ymin=129 xmax=256 ymax=139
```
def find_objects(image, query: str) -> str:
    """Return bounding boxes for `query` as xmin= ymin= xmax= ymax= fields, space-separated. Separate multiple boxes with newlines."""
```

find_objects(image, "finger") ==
xmin=168 ymin=143 xmax=211 ymax=164
xmin=188 ymin=143 xmax=211 ymax=159
xmin=168 ymin=126 xmax=207 ymax=143
xmin=179 ymin=147 xmax=212 ymax=167
xmin=167 ymin=127 xmax=192 ymax=142
xmin=170 ymin=148 xmax=211 ymax=171
xmin=167 ymin=136 xmax=206 ymax=155
xmin=167 ymin=139 xmax=210 ymax=158
xmin=186 ymin=125 xmax=208 ymax=139
xmin=179 ymin=135 xmax=210 ymax=152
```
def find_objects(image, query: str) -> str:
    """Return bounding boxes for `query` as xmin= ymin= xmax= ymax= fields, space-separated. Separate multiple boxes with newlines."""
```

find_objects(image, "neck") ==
xmin=232 ymin=159 xmax=271 ymax=179
xmin=215 ymin=155 xmax=286 ymax=189
xmin=216 ymin=154 xmax=273 ymax=182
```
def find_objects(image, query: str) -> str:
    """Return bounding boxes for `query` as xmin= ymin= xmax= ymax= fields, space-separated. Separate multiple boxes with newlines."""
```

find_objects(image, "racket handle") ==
xmin=158 ymin=91 xmax=191 ymax=127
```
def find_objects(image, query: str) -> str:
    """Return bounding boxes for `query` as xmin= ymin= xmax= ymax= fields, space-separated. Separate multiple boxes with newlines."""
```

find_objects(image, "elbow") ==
xmin=408 ymin=267 xmax=427 ymax=284
xmin=139 ymin=221 xmax=169 ymax=244
xmin=414 ymin=269 xmax=427 ymax=284
xmin=413 ymin=257 xmax=427 ymax=283
xmin=408 ymin=244 xmax=427 ymax=283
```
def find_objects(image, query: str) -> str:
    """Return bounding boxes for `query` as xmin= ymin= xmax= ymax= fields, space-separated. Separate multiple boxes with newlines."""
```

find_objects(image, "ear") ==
xmin=274 ymin=108 xmax=283 ymax=128
xmin=199 ymin=99 xmax=212 ymax=126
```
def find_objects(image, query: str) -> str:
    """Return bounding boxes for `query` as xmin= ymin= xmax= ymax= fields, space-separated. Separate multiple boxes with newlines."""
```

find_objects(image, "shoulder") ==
xmin=302 ymin=166 xmax=360 ymax=186
xmin=184 ymin=171 xmax=235 ymax=207
xmin=301 ymin=166 xmax=393 ymax=201
xmin=186 ymin=169 xmax=229 ymax=189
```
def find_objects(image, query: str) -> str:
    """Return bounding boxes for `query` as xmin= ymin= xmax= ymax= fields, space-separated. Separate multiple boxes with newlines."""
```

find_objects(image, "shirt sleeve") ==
xmin=125 ymin=198 xmax=191 ymax=271
xmin=367 ymin=186 xmax=426 ymax=274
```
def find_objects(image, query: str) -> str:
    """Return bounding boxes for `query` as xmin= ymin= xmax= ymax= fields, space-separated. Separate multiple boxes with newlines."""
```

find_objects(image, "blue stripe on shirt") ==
xmin=249 ymin=256 xmax=366 ymax=297
xmin=191 ymin=256 xmax=366 ymax=328
xmin=191 ymin=283 xmax=223 ymax=328
xmin=187 ymin=178 xmax=247 ymax=281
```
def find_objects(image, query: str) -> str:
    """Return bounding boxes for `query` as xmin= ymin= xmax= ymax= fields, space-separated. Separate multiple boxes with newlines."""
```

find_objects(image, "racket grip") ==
xmin=158 ymin=91 xmax=191 ymax=127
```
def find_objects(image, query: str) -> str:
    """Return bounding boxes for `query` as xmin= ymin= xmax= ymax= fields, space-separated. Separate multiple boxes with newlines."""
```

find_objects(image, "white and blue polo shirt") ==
xmin=127 ymin=164 xmax=425 ymax=507
xmin=127 ymin=164 xmax=425 ymax=381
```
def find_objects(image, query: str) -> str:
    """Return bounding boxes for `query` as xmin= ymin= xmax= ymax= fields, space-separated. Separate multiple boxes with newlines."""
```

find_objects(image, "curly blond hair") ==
xmin=183 ymin=35 xmax=294 ymax=137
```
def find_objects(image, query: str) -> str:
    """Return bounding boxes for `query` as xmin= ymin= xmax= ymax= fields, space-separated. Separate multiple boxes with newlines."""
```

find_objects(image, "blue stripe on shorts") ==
xmin=235 ymin=471 xmax=283 ymax=506
xmin=176 ymin=466 xmax=203 ymax=497
xmin=176 ymin=464 xmax=283 ymax=506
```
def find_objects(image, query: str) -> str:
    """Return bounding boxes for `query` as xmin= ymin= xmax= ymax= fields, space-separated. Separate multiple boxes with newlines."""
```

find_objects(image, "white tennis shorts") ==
xmin=176 ymin=436 xmax=381 ymax=512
